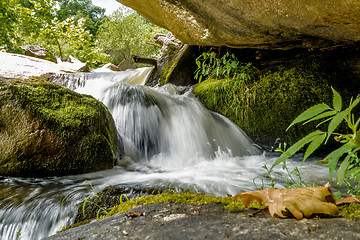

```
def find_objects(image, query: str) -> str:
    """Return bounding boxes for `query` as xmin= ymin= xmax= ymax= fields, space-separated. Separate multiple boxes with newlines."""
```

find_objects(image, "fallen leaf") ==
xmin=336 ymin=196 xmax=360 ymax=205
xmin=234 ymin=187 xmax=340 ymax=220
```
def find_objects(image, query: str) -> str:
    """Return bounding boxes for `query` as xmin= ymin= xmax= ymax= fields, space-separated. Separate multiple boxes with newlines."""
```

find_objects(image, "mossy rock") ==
xmin=194 ymin=51 xmax=360 ymax=148
xmin=74 ymin=186 xmax=160 ymax=223
xmin=0 ymin=80 xmax=122 ymax=177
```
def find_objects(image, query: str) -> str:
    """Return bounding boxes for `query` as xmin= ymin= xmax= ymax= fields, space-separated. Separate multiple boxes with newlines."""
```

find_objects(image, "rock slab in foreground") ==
xmin=46 ymin=203 xmax=360 ymax=240
xmin=117 ymin=0 xmax=360 ymax=48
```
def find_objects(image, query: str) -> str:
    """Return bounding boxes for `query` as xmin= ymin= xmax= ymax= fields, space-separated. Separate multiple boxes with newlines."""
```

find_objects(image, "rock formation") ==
xmin=0 ymin=80 xmax=122 ymax=177
xmin=117 ymin=0 xmax=360 ymax=48
xmin=20 ymin=45 xmax=57 ymax=63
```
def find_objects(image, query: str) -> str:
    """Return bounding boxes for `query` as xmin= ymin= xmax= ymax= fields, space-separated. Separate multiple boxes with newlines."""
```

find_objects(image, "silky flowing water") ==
xmin=0 ymin=68 xmax=331 ymax=240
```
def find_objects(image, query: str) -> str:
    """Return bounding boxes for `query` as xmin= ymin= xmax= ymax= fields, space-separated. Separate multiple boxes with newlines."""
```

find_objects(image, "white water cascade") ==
xmin=0 ymin=68 xmax=331 ymax=240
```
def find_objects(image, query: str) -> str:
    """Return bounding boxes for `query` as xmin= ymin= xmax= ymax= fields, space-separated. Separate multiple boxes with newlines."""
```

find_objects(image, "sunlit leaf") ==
xmin=286 ymin=104 xmax=331 ymax=131
xmin=332 ymin=87 xmax=342 ymax=112
xmin=325 ymin=142 xmax=356 ymax=180
xmin=336 ymin=155 xmax=351 ymax=185
xmin=271 ymin=130 xmax=324 ymax=170
xmin=303 ymin=110 xmax=337 ymax=125
xmin=326 ymin=109 xmax=351 ymax=143
xmin=304 ymin=132 xmax=327 ymax=160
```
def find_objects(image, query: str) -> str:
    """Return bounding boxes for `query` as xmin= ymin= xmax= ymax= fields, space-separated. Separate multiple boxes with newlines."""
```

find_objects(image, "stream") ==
xmin=0 ymin=68 xmax=331 ymax=240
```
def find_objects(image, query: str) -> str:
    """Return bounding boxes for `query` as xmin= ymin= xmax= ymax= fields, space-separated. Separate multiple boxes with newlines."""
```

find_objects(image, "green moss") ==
xmin=159 ymin=57 xmax=180 ymax=85
xmin=339 ymin=203 xmax=360 ymax=218
xmin=12 ymin=82 xmax=110 ymax=141
xmin=105 ymin=192 xmax=237 ymax=218
xmin=194 ymin=55 xmax=360 ymax=147
xmin=0 ymin=80 xmax=118 ymax=176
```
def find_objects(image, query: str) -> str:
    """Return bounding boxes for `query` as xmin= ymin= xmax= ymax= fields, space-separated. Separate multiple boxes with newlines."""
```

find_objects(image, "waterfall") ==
xmin=0 ymin=68 xmax=330 ymax=240
xmin=56 ymin=67 xmax=260 ymax=165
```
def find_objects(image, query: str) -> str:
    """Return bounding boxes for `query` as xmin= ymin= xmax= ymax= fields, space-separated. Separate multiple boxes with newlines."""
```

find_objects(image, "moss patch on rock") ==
xmin=194 ymin=50 xmax=360 ymax=147
xmin=0 ymin=79 xmax=120 ymax=177
xmin=63 ymin=189 xmax=360 ymax=232
xmin=339 ymin=202 xmax=360 ymax=219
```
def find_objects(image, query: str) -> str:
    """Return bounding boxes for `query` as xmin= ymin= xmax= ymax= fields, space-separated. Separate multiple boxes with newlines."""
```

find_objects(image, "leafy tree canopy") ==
xmin=56 ymin=0 xmax=105 ymax=36
xmin=96 ymin=7 xmax=167 ymax=65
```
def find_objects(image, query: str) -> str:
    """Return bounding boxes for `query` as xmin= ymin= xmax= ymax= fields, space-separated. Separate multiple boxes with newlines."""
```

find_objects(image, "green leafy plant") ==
xmin=255 ymin=143 xmax=310 ymax=190
xmin=194 ymin=51 xmax=255 ymax=83
xmin=271 ymin=87 xmax=360 ymax=195
xmin=62 ymin=181 xmax=128 ymax=220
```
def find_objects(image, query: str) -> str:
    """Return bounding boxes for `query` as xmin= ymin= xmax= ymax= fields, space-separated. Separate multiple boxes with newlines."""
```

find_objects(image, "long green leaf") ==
xmin=332 ymin=87 xmax=342 ymax=112
xmin=325 ymin=142 xmax=356 ymax=180
xmin=336 ymin=154 xmax=351 ymax=185
xmin=286 ymin=104 xmax=331 ymax=131
xmin=303 ymin=110 xmax=336 ymax=125
xmin=325 ymin=110 xmax=349 ymax=143
xmin=303 ymin=132 xmax=327 ymax=160
xmin=325 ymin=97 xmax=360 ymax=143
xmin=271 ymin=130 xmax=324 ymax=170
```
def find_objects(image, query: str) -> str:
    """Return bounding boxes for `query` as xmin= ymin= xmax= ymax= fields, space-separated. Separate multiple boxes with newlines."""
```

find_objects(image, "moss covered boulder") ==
xmin=194 ymin=49 xmax=360 ymax=148
xmin=0 ymin=80 xmax=121 ymax=177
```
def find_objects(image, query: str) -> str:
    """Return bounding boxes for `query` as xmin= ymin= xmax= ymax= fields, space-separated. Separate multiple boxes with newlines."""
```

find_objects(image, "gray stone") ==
xmin=45 ymin=203 xmax=360 ymax=240
xmin=20 ymin=45 xmax=57 ymax=63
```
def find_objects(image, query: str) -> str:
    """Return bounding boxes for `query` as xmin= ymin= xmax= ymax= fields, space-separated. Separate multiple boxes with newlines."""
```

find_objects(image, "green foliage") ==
xmin=272 ymin=87 xmax=360 ymax=195
xmin=254 ymin=144 xmax=313 ymax=190
xmin=96 ymin=8 xmax=166 ymax=65
xmin=55 ymin=0 xmax=106 ymax=36
xmin=194 ymin=51 xmax=256 ymax=83
xmin=36 ymin=16 xmax=107 ymax=66
xmin=0 ymin=0 xmax=20 ymax=51
xmin=194 ymin=56 xmax=343 ymax=146
xmin=1 ymin=0 xmax=106 ymax=67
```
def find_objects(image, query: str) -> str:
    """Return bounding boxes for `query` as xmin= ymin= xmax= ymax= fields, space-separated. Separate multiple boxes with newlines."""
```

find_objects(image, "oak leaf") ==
xmin=234 ymin=187 xmax=340 ymax=220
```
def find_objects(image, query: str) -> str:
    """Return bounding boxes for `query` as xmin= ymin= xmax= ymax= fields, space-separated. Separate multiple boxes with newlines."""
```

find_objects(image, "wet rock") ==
xmin=0 ymin=80 xmax=122 ymax=177
xmin=0 ymin=52 xmax=91 ymax=79
xmin=74 ymin=186 xmax=156 ymax=223
xmin=117 ymin=0 xmax=360 ymax=49
xmin=45 ymin=203 xmax=360 ymax=240
xmin=147 ymin=33 xmax=200 ymax=86
xmin=118 ymin=59 xmax=136 ymax=71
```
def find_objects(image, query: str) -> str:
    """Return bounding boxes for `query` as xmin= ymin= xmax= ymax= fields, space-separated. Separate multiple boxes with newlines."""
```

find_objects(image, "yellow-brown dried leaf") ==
xmin=234 ymin=187 xmax=340 ymax=220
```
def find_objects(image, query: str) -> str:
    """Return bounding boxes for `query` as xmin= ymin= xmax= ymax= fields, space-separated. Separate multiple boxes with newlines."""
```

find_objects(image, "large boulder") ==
xmin=0 ymin=79 xmax=122 ymax=177
xmin=117 ymin=0 xmax=360 ymax=48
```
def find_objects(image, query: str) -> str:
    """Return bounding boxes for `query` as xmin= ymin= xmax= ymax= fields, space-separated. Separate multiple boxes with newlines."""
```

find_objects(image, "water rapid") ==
xmin=0 ymin=68 xmax=331 ymax=239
